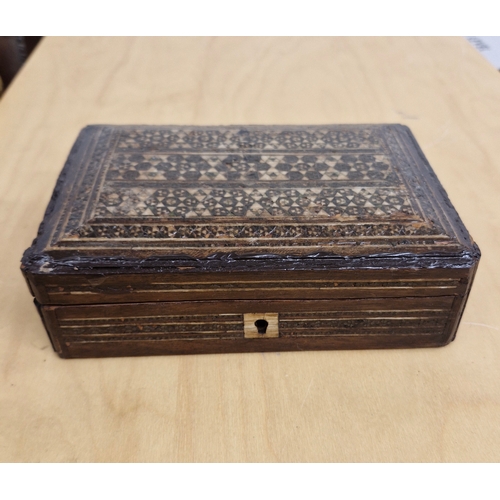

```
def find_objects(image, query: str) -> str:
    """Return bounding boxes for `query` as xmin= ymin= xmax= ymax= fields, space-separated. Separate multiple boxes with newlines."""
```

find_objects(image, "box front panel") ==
xmin=41 ymin=296 xmax=457 ymax=358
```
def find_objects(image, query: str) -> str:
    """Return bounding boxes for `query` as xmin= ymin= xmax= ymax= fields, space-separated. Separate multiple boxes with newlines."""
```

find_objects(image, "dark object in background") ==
xmin=0 ymin=36 xmax=42 ymax=92
xmin=20 ymin=124 xmax=480 ymax=358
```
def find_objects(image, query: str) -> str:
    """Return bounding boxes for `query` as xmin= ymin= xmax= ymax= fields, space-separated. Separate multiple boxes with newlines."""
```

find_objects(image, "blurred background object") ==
xmin=0 ymin=36 xmax=42 ymax=96
xmin=466 ymin=36 xmax=500 ymax=70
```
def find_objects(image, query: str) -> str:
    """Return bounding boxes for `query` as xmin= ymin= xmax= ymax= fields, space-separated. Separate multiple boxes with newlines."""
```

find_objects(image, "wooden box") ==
xmin=21 ymin=125 xmax=480 ymax=358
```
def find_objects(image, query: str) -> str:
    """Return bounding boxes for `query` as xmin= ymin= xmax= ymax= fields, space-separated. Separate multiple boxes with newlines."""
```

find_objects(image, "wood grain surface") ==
xmin=1 ymin=37 xmax=499 ymax=462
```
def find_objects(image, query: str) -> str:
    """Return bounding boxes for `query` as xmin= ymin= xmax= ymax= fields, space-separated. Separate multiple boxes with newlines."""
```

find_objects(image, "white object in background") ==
xmin=466 ymin=37 xmax=500 ymax=70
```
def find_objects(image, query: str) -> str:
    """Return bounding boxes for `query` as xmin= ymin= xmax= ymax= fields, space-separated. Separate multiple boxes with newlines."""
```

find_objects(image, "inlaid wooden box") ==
xmin=21 ymin=125 xmax=480 ymax=358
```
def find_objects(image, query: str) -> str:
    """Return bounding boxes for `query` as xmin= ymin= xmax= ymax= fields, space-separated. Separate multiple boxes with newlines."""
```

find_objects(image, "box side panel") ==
xmin=37 ymin=303 xmax=66 ymax=357
xmin=41 ymin=296 xmax=456 ymax=358
xmin=21 ymin=269 xmax=50 ymax=303
xmin=442 ymin=248 xmax=480 ymax=344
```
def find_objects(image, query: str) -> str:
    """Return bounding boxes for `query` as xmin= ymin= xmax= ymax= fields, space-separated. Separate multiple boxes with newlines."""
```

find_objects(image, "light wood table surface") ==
xmin=1 ymin=37 xmax=499 ymax=462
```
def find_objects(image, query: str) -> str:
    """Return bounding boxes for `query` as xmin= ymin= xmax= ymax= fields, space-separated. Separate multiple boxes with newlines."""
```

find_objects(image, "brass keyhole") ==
xmin=254 ymin=319 xmax=269 ymax=334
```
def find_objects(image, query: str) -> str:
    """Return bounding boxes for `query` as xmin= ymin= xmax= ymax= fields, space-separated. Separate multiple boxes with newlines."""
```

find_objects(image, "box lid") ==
xmin=22 ymin=124 xmax=479 ymax=275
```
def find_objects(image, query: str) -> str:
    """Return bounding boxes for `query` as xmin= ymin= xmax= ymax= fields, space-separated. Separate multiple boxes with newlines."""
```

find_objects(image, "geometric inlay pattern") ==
xmin=94 ymin=186 xmax=414 ymax=219
xmin=95 ymin=152 xmax=415 ymax=219
xmin=114 ymin=127 xmax=383 ymax=151
xmin=105 ymin=153 xmax=396 ymax=183
xmin=38 ymin=125 xmax=465 ymax=257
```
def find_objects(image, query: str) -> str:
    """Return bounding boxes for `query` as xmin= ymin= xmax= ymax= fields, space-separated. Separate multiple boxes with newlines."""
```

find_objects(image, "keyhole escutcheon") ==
xmin=243 ymin=313 xmax=279 ymax=338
